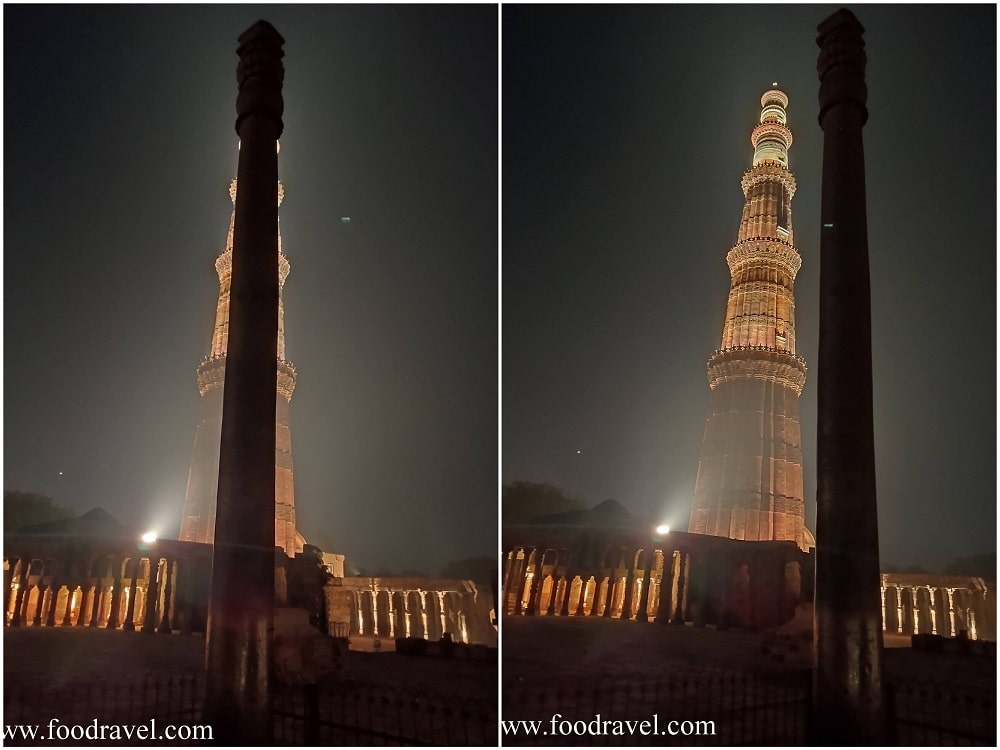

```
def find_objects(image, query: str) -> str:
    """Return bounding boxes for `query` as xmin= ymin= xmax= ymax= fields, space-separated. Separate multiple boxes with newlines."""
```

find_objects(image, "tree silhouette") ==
xmin=4 ymin=491 xmax=72 ymax=533
xmin=502 ymin=481 xmax=584 ymax=525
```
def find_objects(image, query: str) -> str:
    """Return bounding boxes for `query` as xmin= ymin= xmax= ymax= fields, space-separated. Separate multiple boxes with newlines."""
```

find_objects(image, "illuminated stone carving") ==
xmin=179 ymin=174 xmax=304 ymax=557
xmin=688 ymin=88 xmax=809 ymax=550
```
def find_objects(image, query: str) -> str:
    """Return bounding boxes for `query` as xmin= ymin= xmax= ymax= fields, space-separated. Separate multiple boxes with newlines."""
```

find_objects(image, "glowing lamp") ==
xmin=655 ymin=524 xmax=670 ymax=535
xmin=141 ymin=531 xmax=158 ymax=544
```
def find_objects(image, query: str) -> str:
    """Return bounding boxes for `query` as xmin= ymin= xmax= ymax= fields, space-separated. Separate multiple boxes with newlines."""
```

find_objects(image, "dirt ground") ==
xmin=3 ymin=627 xmax=497 ymax=704
xmin=500 ymin=615 xmax=996 ymax=689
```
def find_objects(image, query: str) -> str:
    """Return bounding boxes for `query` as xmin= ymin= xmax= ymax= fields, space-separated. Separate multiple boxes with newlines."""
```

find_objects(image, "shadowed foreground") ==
xmin=501 ymin=616 xmax=995 ymax=746
xmin=4 ymin=628 xmax=497 ymax=746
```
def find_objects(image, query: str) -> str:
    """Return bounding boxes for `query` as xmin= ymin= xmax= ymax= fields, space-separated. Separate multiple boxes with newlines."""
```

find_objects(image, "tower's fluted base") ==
xmin=180 ymin=356 xmax=303 ymax=557
xmin=689 ymin=349 xmax=807 ymax=550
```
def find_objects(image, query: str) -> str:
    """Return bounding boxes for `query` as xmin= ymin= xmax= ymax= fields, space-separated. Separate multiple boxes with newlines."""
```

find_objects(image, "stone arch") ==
xmin=580 ymin=576 xmax=597 ymax=616
xmin=390 ymin=590 xmax=406 ymax=637
xmin=538 ymin=574 xmax=555 ymax=615
xmin=883 ymin=585 xmax=900 ymax=633
xmin=426 ymin=591 xmax=444 ymax=640
xmin=407 ymin=591 xmax=425 ymax=639
xmin=591 ymin=576 xmax=609 ymax=617
xmin=551 ymin=574 xmax=569 ymax=615
xmin=445 ymin=592 xmax=462 ymax=637
xmin=914 ymin=587 xmax=932 ymax=635
xmin=901 ymin=587 xmax=916 ymax=635
xmin=507 ymin=548 xmax=529 ymax=615
xmin=565 ymin=575 xmax=583 ymax=616
xmin=359 ymin=590 xmax=376 ymax=636
xmin=518 ymin=548 xmax=540 ymax=615
xmin=372 ymin=589 xmax=389 ymax=637
xmin=24 ymin=584 xmax=41 ymax=627
xmin=64 ymin=585 xmax=84 ymax=626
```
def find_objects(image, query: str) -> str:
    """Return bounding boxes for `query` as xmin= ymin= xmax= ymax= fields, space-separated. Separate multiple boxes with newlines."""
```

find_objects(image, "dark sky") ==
xmin=503 ymin=5 xmax=996 ymax=572
xmin=5 ymin=5 xmax=497 ymax=576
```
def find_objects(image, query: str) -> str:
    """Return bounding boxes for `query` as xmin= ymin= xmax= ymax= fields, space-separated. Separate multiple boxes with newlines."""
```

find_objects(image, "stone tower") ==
xmin=688 ymin=88 xmax=808 ymax=551
xmin=179 ymin=170 xmax=303 ymax=557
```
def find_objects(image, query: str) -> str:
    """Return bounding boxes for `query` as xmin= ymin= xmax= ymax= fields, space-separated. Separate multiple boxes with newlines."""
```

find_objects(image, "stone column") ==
xmin=619 ymin=560 xmax=637 ymax=620
xmin=402 ymin=590 xmax=412 ymax=638
xmin=437 ymin=591 xmax=447 ymax=636
xmin=142 ymin=560 xmax=161 ymax=634
xmin=513 ymin=550 xmax=533 ymax=616
xmin=500 ymin=551 xmax=516 ymax=616
xmin=32 ymin=584 xmax=47 ymax=627
xmin=204 ymin=21 xmax=284 ymax=745
xmin=75 ymin=587 xmax=91 ymax=626
xmin=558 ymin=573 xmax=575 ymax=616
xmin=573 ymin=577 xmax=589 ymax=617
xmin=524 ymin=553 xmax=544 ymax=616
xmin=106 ymin=559 xmax=124 ymax=629
xmin=655 ymin=553 xmax=675 ymax=624
xmin=546 ymin=575 xmax=561 ymax=616
xmin=10 ymin=559 xmax=29 ymax=627
xmin=158 ymin=559 xmax=174 ymax=633
xmin=602 ymin=573 xmax=617 ymax=618
xmin=89 ymin=578 xmax=104 ymax=627
xmin=636 ymin=548 xmax=655 ymax=623
xmin=672 ymin=553 xmax=689 ymax=624
xmin=3 ymin=560 xmax=13 ymax=620
xmin=61 ymin=586 xmax=75 ymax=627
xmin=123 ymin=557 xmax=141 ymax=632
xmin=45 ymin=582 xmax=61 ymax=627
xmin=419 ymin=591 xmax=430 ymax=639
xmin=896 ymin=583 xmax=903 ymax=633
xmin=812 ymin=10 xmax=888 ymax=743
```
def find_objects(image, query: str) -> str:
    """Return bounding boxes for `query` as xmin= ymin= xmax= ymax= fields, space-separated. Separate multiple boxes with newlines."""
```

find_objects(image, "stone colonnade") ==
xmin=3 ymin=539 xmax=212 ymax=635
xmin=881 ymin=573 xmax=993 ymax=641
xmin=338 ymin=577 xmax=496 ymax=646
xmin=501 ymin=529 xmax=810 ymax=631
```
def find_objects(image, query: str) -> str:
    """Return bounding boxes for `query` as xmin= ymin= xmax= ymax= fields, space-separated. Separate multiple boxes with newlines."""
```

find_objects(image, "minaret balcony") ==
xmin=727 ymin=239 xmax=802 ymax=277
xmin=707 ymin=347 xmax=807 ymax=395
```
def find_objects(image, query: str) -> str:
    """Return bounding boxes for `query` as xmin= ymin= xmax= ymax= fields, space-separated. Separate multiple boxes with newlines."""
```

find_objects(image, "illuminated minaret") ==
xmin=180 ymin=168 xmax=303 ymax=556
xmin=688 ymin=88 xmax=808 ymax=550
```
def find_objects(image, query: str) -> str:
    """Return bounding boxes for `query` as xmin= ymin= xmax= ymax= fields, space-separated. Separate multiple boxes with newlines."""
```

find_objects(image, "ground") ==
xmin=501 ymin=616 xmax=996 ymax=689
xmin=3 ymin=628 xmax=497 ymax=704
xmin=501 ymin=617 xmax=995 ymax=746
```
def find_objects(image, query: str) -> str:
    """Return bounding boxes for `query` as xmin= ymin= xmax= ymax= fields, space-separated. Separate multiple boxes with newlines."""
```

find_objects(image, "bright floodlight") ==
xmin=655 ymin=524 xmax=670 ymax=535
xmin=141 ymin=531 xmax=157 ymax=544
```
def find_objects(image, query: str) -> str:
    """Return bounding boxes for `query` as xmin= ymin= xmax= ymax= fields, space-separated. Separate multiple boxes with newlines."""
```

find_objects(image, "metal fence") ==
xmin=4 ymin=674 xmax=496 ymax=747
xmin=888 ymin=678 xmax=996 ymax=746
xmin=503 ymin=669 xmax=996 ymax=747
xmin=3 ymin=669 xmax=994 ymax=746
xmin=273 ymin=681 xmax=497 ymax=746
xmin=503 ymin=668 xmax=810 ymax=746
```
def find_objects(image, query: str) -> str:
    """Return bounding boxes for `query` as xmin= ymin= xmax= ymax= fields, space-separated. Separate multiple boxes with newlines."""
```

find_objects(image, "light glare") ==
xmin=141 ymin=531 xmax=158 ymax=544
xmin=656 ymin=524 xmax=670 ymax=535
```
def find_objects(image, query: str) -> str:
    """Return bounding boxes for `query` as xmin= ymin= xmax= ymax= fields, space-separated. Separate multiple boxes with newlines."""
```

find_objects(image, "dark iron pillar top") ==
xmin=204 ymin=19 xmax=284 ymax=746
xmin=812 ymin=8 xmax=889 ymax=745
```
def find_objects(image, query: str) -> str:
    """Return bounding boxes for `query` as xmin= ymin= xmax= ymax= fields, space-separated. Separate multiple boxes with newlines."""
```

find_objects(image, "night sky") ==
xmin=4 ymin=6 xmax=497 ymax=576
xmin=503 ymin=5 xmax=996 ymax=572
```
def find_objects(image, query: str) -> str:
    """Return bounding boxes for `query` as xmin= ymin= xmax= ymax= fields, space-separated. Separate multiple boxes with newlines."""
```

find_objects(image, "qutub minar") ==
xmin=688 ymin=87 xmax=810 ymax=551
xmin=179 ymin=167 xmax=304 ymax=557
